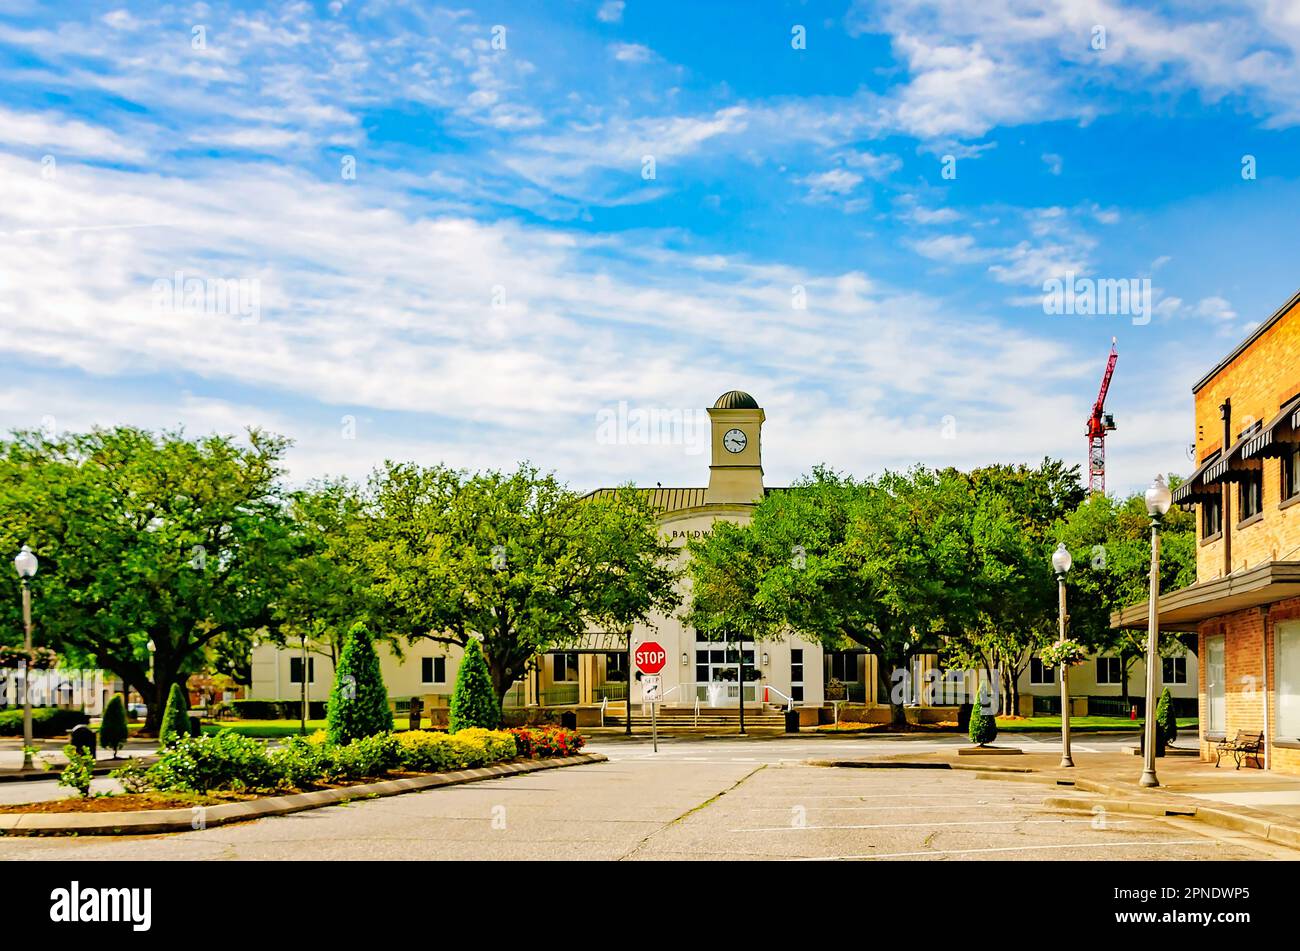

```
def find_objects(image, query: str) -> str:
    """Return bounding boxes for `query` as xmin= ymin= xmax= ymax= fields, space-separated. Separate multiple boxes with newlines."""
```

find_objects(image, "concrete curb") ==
xmin=1061 ymin=776 xmax=1300 ymax=850
xmin=0 ymin=753 xmax=607 ymax=836
xmin=814 ymin=755 xmax=1300 ymax=850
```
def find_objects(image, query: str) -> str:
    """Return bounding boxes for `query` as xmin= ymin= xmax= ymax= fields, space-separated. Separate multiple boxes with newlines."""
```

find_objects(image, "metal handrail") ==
xmin=600 ymin=696 xmax=607 ymax=727
xmin=762 ymin=684 xmax=796 ymax=711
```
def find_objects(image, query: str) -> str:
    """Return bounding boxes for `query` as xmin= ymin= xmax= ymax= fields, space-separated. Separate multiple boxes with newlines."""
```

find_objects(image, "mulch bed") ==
xmin=0 ymin=768 xmax=483 ymax=814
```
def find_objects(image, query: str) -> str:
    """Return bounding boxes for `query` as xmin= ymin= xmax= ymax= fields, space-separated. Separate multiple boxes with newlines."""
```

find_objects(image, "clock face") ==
xmin=722 ymin=428 xmax=747 ymax=453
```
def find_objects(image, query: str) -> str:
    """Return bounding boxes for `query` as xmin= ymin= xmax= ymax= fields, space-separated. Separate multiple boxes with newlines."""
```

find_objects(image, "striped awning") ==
xmin=1242 ymin=396 xmax=1300 ymax=460
xmin=1172 ymin=451 xmax=1224 ymax=505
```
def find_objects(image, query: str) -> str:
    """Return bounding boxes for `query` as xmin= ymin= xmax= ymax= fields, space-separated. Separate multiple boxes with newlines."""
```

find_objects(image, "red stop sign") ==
xmin=634 ymin=641 xmax=667 ymax=674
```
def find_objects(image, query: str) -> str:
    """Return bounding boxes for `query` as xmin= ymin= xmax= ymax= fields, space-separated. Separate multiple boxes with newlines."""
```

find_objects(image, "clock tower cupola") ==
xmin=704 ymin=390 xmax=765 ymax=504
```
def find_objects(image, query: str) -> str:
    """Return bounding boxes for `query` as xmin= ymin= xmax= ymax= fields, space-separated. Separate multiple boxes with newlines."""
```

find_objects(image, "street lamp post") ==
xmin=1051 ymin=542 xmax=1074 ymax=768
xmin=13 ymin=545 xmax=38 ymax=770
xmin=1141 ymin=474 xmax=1172 ymax=788
xmin=300 ymin=633 xmax=309 ymax=735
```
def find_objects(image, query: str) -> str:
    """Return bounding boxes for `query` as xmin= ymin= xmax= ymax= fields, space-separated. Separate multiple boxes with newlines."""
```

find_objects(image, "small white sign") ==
xmin=642 ymin=675 xmax=662 ymax=701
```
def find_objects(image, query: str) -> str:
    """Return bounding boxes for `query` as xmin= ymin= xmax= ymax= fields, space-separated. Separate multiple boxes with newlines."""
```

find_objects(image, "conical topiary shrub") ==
xmin=1156 ymin=686 xmax=1177 ymax=750
xmin=968 ymin=684 xmax=998 ymax=747
xmin=159 ymin=682 xmax=190 ymax=746
xmin=449 ymin=638 xmax=500 ymax=733
xmin=99 ymin=693 xmax=129 ymax=757
xmin=327 ymin=622 xmax=393 ymax=744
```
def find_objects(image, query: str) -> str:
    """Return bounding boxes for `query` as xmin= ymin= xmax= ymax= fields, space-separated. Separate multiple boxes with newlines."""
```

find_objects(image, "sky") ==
xmin=2 ymin=0 xmax=1299 ymax=496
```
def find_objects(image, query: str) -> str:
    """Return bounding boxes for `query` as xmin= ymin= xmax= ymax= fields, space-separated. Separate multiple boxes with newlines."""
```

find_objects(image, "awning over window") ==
xmin=1242 ymin=395 xmax=1300 ymax=461
xmin=1172 ymin=451 xmax=1224 ymax=506
xmin=1111 ymin=561 xmax=1300 ymax=632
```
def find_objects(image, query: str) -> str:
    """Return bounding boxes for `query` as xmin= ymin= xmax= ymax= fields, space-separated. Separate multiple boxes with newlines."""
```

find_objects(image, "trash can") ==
xmin=408 ymin=697 xmax=424 ymax=732
xmin=188 ymin=715 xmax=202 ymax=737
xmin=69 ymin=724 xmax=97 ymax=759
xmin=956 ymin=702 xmax=973 ymax=732
xmin=784 ymin=709 xmax=800 ymax=733
xmin=560 ymin=710 xmax=578 ymax=730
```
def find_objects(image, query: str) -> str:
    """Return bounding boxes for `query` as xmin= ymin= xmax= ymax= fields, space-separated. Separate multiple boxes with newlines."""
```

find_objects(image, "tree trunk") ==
xmin=876 ymin=656 xmax=907 ymax=728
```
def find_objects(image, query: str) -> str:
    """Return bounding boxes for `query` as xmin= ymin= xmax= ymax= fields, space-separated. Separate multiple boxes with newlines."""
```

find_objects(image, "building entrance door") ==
xmin=694 ymin=641 xmax=756 ymax=706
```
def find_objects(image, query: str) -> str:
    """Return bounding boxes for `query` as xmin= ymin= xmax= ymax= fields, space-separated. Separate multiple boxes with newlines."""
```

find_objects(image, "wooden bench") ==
xmin=1214 ymin=730 xmax=1264 ymax=769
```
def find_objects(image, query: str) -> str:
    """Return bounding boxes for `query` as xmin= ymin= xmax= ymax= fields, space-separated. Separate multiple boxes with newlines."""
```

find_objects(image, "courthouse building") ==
xmin=251 ymin=392 xmax=846 ymax=721
xmin=1115 ymin=288 xmax=1300 ymax=774
xmin=250 ymin=388 xmax=1203 ymax=725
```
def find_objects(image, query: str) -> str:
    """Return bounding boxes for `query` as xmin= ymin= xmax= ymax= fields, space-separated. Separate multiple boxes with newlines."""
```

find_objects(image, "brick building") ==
xmin=1115 ymin=289 xmax=1300 ymax=773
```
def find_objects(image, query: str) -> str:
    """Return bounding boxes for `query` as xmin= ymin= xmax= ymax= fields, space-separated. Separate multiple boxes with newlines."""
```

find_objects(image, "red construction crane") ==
xmin=1087 ymin=338 xmax=1118 ymax=494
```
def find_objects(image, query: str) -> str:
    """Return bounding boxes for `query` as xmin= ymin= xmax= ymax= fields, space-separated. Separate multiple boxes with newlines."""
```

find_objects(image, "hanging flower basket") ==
xmin=1039 ymin=639 xmax=1087 ymax=668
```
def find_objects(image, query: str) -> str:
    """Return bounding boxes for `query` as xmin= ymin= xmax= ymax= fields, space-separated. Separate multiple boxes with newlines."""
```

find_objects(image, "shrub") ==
xmin=507 ymin=726 xmax=585 ymax=758
xmin=968 ymin=686 xmax=998 ymax=746
xmin=0 ymin=708 xmax=88 ymax=737
xmin=395 ymin=729 xmax=518 ymax=772
xmin=450 ymin=639 xmax=500 ymax=732
xmin=55 ymin=743 xmax=96 ymax=797
xmin=327 ymin=733 xmax=401 ymax=781
xmin=148 ymin=731 xmax=283 ymax=793
xmin=159 ymin=683 xmax=191 ymax=746
xmin=109 ymin=758 xmax=153 ymax=794
xmin=99 ymin=694 xmax=129 ymax=756
xmin=271 ymin=735 xmax=334 ymax=789
xmin=327 ymin=623 xmax=393 ymax=744
xmin=1156 ymin=686 xmax=1177 ymax=748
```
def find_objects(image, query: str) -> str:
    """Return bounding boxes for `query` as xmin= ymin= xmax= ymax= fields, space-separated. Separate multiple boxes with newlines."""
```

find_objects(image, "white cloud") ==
xmin=1196 ymin=296 xmax=1237 ymax=320
xmin=610 ymin=42 xmax=654 ymax=64
xmin=0 ymin=106 xmax=146 ymax=161
xmin=1042 ymin=152 xmax=1063 ymax=175
xmin=597 ymin=1 xmax=626 ymax=24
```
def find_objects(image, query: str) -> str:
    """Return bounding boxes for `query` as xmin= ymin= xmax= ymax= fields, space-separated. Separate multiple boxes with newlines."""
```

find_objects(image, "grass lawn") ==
xmin=995 ymin=715 xmax=1198 ymax=732
xmin=201 ymin=719 xmax=332 ymax=737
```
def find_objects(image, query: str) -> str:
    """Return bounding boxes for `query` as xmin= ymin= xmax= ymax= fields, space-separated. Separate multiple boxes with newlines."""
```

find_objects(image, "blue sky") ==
xmin=2 ymin=0 xmax=1299 ymax=495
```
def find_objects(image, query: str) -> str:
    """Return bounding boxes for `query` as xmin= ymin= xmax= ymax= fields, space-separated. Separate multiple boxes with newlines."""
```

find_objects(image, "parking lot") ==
xmin=0 ymin=735 xmax=1293 ymax=861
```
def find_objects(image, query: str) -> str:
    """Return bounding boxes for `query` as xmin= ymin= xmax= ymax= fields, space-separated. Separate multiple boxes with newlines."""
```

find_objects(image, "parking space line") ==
xmin=801 ymin=839 xmax=1209 ymax=860
xmin=731 ymin=817 xmax=1141 ymax=832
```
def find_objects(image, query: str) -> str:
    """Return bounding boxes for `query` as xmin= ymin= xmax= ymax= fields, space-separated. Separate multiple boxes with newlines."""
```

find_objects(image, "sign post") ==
xmin=634 ymin=642 xmax=667 ymax=753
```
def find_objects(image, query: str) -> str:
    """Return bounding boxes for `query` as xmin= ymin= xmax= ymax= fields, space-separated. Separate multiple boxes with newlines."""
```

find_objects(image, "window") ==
xmin=1096 ymin=656 xmax=1123 ymax=685
xmin=1284 ymin=446 xmax=1300 ymax=502
xmin=420 ymin=656 xmax=446 ymax=685
xmin=1277 ymin=622 xmax=1300 ymax=740
xmin=604 ymin=652 xmax=628 ymax=682
xmin=1239 ymin=474 xmax=1263 ymax=522
xmin=552 ymin=652 xmax=579 ymax=683
xmin=1029 ymin=657 xmax=1056 ymax=685
xmin=1161 ymin=656 xmax=1187 ymax=685
xmin=829 ymin=652 xmax=861 ymax=682
xmin=289 ymin=656 xmax=315 ymax=684
xmin=790 ymin=649 xmax=804 ymax=703
xmin=1201 ymin=492 xmax=1223 ymax=539
xmin=1205 ymin=634 xmax=1226 ymax=735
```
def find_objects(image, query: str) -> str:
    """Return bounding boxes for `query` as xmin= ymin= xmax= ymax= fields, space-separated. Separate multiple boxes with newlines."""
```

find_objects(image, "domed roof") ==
xmin=713 ymin=390 xmax=760 ymax=410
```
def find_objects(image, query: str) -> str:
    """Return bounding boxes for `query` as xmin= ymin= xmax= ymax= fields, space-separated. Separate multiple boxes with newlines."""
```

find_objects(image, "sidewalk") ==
xmin=843 ymin=742 xmax=1300 ymax=850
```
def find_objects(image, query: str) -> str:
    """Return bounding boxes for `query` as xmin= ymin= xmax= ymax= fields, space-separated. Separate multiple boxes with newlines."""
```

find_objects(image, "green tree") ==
xmin=688 ymin=466 xmax=976 ymax=727
xmin=99 ymin=694 xmax=129 ymax=757
xmin=159 ymin=682 xmax=190 ymax=746
xmin=942 ymin=460 xmax=1082 ymax=715
xmin=362 ymin=463 xmax=680 ymax=703
xmin=0 ymin=427 xmax=294 ymax=733
xmin=449 ymin=638 xmax=500 ymax=732
xmin=968 ymin=684 xmax=998 ymax=746
xmin=1054 ymin=481 xmax=1195 ymax=707
xmin=273 ymin=478 xmax=398 ymax=673
xmin=1156 ymin=686 xmax=1177 ymax=748
xmin=326 ymin=622 xmax=393 ymax=744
